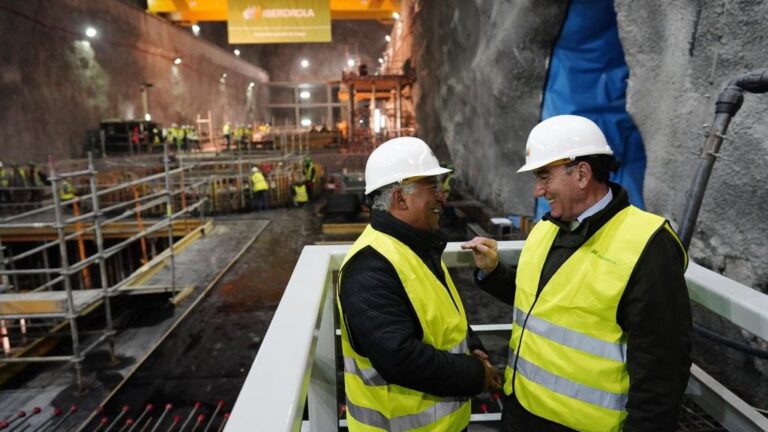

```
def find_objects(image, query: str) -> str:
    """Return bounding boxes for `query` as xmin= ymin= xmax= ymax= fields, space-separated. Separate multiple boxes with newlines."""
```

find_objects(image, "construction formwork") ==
xmin=0 ymin=145 xmax=208 ymax=391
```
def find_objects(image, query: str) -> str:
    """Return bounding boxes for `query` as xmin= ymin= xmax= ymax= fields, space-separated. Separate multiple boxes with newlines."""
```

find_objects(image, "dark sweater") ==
xmin=339 ymin=210 xmax=486 ymax=397
xmin=479 ymin=183 xmax=692 ymax=432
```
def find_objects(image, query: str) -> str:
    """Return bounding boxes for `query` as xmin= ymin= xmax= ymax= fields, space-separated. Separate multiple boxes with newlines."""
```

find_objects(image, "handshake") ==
xmin=473 ymin=349 xmax=502 ymax=391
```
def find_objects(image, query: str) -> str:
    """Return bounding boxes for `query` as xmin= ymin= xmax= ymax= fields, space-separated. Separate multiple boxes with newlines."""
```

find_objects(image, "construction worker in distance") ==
xmin=27 ymin=161 xmax=47 ymax=205
xmin=290 ymin=174 xmax=309 ymax=207
xmin=223 ymin=122 xmax=232 ymax=151
xmin=250 ymin=166 xmax=270 ymax=211
xmin=337 ymin=137 xmax=501 ymax=432
xmin=462 ymin=115 xmax=691 ymax=432
xmin=0 ymin=160 xmax=11 ymax=207
xmin=302 ymin=155 xmax=316 ymax=202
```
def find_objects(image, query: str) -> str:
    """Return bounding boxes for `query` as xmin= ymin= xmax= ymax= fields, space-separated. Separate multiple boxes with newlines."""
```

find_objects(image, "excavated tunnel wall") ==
xmin=408 ymin=0 xmax=768 ymax=294
xmin=0 ymin=0 xmax=269 ymax=162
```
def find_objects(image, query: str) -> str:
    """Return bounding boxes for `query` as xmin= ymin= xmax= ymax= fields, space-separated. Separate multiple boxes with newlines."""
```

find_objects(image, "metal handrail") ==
xmin=227 ymin=242 xmax=768 ymax=431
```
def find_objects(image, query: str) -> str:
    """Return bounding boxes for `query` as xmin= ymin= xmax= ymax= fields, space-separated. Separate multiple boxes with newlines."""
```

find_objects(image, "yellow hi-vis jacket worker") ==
xmin=506 ymin=206 xmax=686 ymax=431
xmin=60 ymin=180 xmax=76 ymax=201
xmin=250 ymin=170 xmax=268 ymax=192
xmin=337 ymin=226 xmax=472 ymax=431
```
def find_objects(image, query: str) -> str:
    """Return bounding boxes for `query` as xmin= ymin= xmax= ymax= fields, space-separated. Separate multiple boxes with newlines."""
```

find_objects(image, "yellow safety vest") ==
xmin=303 ymin=162 xmax=315 ymax=182
xmin=337 ymin=226 xmax=472 ymax=432
xmin=292 ymin=184 xmax=308 ymax=203
xmin=505 ymin=206 xmax=687 ymax=431
xmin=0 ymin=168 xmax=9 ymax=187
xmin=250 ymin=172 xmax=269 ymax=192
xmin=61 ymin=180 xmax=76 ymax=201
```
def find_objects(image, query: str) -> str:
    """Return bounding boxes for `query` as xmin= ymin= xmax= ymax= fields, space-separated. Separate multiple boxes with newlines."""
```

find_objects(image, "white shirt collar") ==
xmin=569 ymin=187 xmax=613 ymax=230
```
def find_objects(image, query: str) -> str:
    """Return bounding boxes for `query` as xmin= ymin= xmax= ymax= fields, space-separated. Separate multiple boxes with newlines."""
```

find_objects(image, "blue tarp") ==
xmin=535 ymin=0 xmax=646 ymax=219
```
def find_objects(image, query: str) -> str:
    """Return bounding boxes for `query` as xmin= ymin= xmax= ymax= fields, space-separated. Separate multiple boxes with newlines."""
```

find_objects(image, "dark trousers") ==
xmin=251 ymin=190 xmax=268 ymax=211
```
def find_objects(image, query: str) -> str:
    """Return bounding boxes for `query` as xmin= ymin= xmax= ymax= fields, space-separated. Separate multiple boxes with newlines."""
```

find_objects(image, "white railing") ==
xmin=227 ymin=242 xmax=768 ymax=431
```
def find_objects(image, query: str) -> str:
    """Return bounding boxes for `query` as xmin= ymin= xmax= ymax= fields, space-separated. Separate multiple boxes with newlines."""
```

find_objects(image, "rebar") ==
xmin=164 ymin=416 xmax=181 ymax=432
xmin=201 ymin=402 xmax=223 ymax=432
xmin=126 ymin=405 xmax=153 ymax=432
xmin=103 ymin=406 xmax=130 ymax=432
xmin=214 ymin=414 xmax=228 ymax=432
xmin=30 ymin=407 xmax=61 ymax=432
xmin=7 ymin=407 xmax=40 ymax=432
xmin=177 ymin=403 xmax=201 ymax=432
xmin=148 ymin=404 xmax=172 ymax=432
xmin=46 ymin=405 xmax=77 ymax=432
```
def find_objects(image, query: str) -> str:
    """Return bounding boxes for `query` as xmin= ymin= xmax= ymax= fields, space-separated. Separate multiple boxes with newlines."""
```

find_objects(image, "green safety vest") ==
xmin=250 ymin=172 xmax=269 ymax=192
xmin=0 ymin=168 xmax=9 ymax=187
xmin=292 ymin=184 xmax=308 ymax=203
xmin=506 ymin=206 xmax=687 ymax=431
xmin=337 ymin=226 xmax=472 ymax=432
xmin=61 ymin=180 xmax=76 ymax=201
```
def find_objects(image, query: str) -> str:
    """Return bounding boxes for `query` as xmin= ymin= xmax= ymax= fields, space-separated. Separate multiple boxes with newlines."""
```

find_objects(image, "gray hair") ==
xmin=370 ymin=182 xmax=417 ymax=211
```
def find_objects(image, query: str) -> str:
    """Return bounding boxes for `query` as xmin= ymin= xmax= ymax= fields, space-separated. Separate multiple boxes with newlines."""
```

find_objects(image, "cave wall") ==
xmin=0 ymin=0 xmax=269 ymax=162
xmin=409 ymin=0 xmax=768 ymax=291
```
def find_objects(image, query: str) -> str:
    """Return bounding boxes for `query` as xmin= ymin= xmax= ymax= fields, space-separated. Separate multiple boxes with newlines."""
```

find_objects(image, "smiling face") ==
xmin=395 ymin=176 xmax=446 ymax=231
xmin=532 ymin=161 xmax=584 ymax=222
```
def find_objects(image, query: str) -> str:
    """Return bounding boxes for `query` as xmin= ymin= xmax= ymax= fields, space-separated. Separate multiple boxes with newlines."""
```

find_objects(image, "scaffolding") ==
xmin=0 ymin=144 xmax=208 ymax=391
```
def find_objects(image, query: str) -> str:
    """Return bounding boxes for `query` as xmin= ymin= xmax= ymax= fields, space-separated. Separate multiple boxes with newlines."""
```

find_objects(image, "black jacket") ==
xmin=339 ymin=210 xmax=486 ymax=397
xmin=478 ymin=183 xmax=692 ymax=432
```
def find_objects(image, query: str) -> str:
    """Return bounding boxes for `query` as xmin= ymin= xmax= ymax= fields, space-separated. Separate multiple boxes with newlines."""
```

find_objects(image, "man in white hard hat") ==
xmin=249 ymin=166 xmax=269 ymax=211
xmin=462 ymin=115 xmax=691 ymax=431
xmin=337 ymin=137 xmax=501 ymax=432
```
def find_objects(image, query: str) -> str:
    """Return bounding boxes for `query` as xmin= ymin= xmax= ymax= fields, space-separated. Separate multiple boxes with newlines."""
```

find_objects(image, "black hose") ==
xmin=694 ymin=324 xmax=768 ymax=360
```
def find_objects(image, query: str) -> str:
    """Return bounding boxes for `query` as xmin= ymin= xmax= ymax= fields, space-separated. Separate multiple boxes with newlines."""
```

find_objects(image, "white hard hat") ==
xmin=251 ymin=167 xmax=259 ymax=172
xmin=364 ymin=137 xmax=451 ymax=195
xmin=517 ymin=115 xmax=613 ymax=173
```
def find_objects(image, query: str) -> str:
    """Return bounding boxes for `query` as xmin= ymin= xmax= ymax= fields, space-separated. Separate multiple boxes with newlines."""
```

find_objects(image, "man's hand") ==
xmin=461 ymin=237 xmax=499 ymax=273
xmin=473 ymin=349 xmax=501 ymax=391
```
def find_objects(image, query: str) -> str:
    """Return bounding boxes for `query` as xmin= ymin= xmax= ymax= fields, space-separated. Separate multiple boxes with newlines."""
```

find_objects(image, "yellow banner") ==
xmin=227 ymin=0 xmax=331 ymax=44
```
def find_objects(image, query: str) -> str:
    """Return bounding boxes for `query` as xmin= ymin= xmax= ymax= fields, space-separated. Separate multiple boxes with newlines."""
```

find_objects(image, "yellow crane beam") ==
xmin=148 ymin=0 xmax=400 ymax=24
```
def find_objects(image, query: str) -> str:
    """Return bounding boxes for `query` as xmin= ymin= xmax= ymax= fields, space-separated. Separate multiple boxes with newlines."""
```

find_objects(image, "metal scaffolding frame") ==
xmin=0 ymin=144 xmax=208 ymax=391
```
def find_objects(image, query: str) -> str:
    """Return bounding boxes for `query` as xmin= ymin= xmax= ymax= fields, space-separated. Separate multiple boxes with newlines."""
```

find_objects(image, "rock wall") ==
xmin=615 ymin=0 xmax=768 ymax=291
xmin=410 ymin=0 xmax=768 ymax=291
xmin=0 ymin=0 xmax=269 ymax=162
xmin=409 ymin=0 xmax=568 ymax=216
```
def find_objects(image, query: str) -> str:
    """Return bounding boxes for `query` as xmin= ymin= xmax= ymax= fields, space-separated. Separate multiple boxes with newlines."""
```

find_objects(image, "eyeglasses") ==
xmin=402 ymin=177 xmax=444 ymax=194
xmin=532 ymin=160 xmax=577 ymax=186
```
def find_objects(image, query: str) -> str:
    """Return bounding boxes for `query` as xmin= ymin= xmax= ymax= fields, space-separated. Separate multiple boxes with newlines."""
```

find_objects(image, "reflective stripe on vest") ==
xmin=506 ymin=206 xmax=685 ymax=431
xmin=343 ymin=337 xmax=469 ymax=387
xmin=512 ymin=307 xmax=627 ymax=363
xmin=346 ymin=397 xmax=469 ymax=432
xmin=510 ymin=351 xmax=628 ymax=411
xmin=337 ymin=225 xmax=472 ymax=431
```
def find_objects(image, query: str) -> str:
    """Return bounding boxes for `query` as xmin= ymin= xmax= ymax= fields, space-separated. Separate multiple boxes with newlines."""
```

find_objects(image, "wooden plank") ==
xmin=0 ymin=290 xmax=103 ymax=316
xmin=322 ymin=222 xmax=367 ymax=235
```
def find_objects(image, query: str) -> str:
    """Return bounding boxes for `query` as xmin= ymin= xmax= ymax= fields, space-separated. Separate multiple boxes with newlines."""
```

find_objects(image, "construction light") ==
xmin=192 ymin=24 xmax=201 ymax=36
xmin=173 ymin=57 xmax=182 ymax=65
xmin=144 ymin=113 xmax=152 ymax=121
xmin=385 ymin=35 xmax=391 ymax=42
xmin=347 ymin=58 xmax=355 ymax=67
xmin=85 ymin=27 xmax=97 ymax=38
xmin=300 ymin=90 xmax=311 ymax=100
xmin=392 ymin=12 xmax=400 ymax=20
xmin=301 ymin=118 xmax=312 ymax=127
xmin=378 ymin=57 xmax=384 ymax=64
xmin=300 ymin=59 xmax=309 ymax=68
xmin=221 ymin=73 xmax=228 ymax=79
xmin=249 ymin=82 xmax=255 ymax=88
xmin=234 ymin=49 xmax=241 ymax=57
